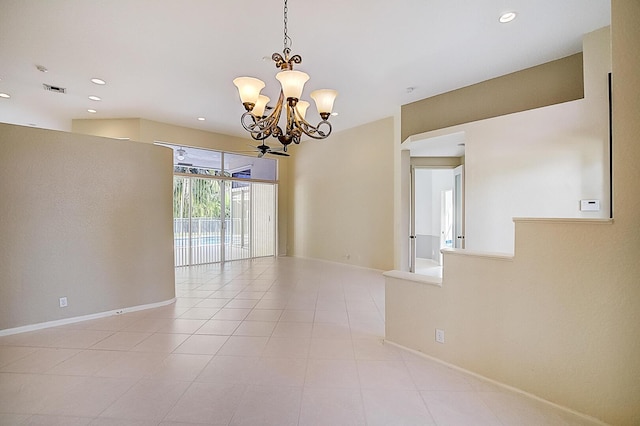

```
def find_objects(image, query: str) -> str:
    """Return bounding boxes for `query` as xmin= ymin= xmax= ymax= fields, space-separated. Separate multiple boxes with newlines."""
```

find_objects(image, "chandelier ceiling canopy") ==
xmin=233 ymin=0 xmax=338 ymax=154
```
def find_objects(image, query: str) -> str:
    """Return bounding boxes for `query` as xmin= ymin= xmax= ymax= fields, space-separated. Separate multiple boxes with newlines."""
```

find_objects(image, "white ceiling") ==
xmin=0 ymin=0 xmax=610 ymax=143
xmin=407 ymin=132 xmax=467 ymax=158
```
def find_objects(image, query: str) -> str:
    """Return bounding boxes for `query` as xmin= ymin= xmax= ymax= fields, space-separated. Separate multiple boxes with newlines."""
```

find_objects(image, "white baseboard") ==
xmin=384 ymin=339 xmax=608 ymax=426
xmin=288 ymin=254 xmax=385 ymax=273
xmin=0 ymin=298 xmax=176 ymax=337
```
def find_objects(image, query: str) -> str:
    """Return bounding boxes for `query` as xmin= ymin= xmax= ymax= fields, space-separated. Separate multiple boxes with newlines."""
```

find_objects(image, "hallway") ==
xmin=0 ymin=257 xmax=600 ymax=425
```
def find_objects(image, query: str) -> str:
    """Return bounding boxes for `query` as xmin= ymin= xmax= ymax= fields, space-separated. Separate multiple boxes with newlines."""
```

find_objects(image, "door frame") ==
xmin=173 ymin=175 xmax=277 ymax=266
xmin=453 ymin=164 xmax=465 ymax=249
xmin=409 ymin=165 xmax=463 ymax=273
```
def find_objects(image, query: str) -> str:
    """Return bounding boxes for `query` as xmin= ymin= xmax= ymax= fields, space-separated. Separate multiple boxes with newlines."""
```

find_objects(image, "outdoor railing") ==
xmin=173 ymin=217 xmax=251 ymax=266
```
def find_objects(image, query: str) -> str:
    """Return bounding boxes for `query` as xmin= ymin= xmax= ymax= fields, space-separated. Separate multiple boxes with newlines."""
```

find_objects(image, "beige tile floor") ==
xmin=0 ymin=257 xmax=603 ymax=425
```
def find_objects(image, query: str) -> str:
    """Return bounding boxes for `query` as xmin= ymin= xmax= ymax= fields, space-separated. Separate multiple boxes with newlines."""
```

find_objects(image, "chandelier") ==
xmin=233 ymin=0 xmax=338 ymax=152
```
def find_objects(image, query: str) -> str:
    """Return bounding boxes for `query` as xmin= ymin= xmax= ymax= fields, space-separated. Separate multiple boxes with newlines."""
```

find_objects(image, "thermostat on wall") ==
xmin=580 ymin=199 xmax=600 ymax=211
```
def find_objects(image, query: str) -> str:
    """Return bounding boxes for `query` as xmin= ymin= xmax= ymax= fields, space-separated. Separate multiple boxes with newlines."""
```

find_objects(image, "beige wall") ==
xmin=72 ymin=118 xmax=142 ymax=141
xmin=0 ymin=123 xmax=175 ymax=330
xmin=401 ymin=53 xmax=584 ymax=142
xmin=72 ymin=117 xmax=251 ymax=149
xmin=411 ymin=98 xmax=608 ymax=255
xmin=72 ymin=117 xmax=292 ymax=257
xmin=288 ymin=117 xmax=395 ymax=270
xmin=386 ymin=2 xmax=640 ymax=424
xmin=277 ymin=156 xmax=291 ymax=256
xmin=138 ymin=119 xmax=248 ymax=149
xmin=405 ymin=27 xmax=611 ymax=254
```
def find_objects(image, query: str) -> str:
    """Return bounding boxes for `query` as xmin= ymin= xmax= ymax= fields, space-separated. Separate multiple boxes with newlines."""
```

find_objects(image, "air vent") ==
xmin=43 ymin=83 xmax=66 ymax=94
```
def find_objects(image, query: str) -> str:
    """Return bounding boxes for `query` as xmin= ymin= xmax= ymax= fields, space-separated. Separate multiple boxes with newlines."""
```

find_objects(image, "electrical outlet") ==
xmin=59 ymin=297 xmax=68 ymax=308
xmin=435 ymin=328 xmax=445 ymax=344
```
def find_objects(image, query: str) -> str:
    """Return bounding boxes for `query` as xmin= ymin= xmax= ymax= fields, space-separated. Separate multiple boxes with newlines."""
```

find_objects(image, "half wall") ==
xmin=0 ymin=124 xmax=175 ymax=331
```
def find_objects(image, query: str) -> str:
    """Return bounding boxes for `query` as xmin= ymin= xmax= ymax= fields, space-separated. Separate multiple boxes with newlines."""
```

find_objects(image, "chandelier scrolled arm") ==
xmin=240 ymin=93 xmax=285 ymax=141
xmin=240 ymin=111 xmax=272 ymax=141
xmin=288 ymin=105 xmax=332 ymax=141
xmin=298 ymin=119 xmax=332 ymax=141
xmin=232 ymin=0 xmax=338 ymax=154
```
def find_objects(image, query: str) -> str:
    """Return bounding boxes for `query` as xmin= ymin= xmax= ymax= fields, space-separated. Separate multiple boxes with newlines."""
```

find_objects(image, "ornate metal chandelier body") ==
xmin=233 ymin=0 xmax=338 ymax=152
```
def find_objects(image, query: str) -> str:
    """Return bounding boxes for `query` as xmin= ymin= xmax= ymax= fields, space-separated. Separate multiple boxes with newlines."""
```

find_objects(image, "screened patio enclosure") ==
xmin=164 ymin=143 xmax=278 ymax=267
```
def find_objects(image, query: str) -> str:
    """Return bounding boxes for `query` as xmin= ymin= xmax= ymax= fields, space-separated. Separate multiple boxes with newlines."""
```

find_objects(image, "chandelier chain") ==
xmin=283 ymin=0 xmax=292 ymax=54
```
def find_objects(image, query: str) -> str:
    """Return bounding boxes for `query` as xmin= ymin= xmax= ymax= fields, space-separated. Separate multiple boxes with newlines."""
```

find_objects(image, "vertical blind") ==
xmin=173 ymin=176 xmax=276 ymax=266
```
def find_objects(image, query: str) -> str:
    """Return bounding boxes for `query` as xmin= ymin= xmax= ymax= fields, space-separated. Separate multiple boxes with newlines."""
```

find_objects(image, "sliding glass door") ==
xmin=173 ymin=177 xmax=276 ymax=266
xmin=226 ymin=181 xmax=249 ymax=261
xmin=173 ymin=176 xmax=225 ymax=266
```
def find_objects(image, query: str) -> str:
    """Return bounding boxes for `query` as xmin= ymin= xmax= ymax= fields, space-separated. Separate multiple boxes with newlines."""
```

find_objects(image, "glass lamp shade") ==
xmin=276 ymin=70 xmax=310 ymax=100
xmin=252 ymin=95 xmax=270 ymax=117
xmin=295 ymin=101 xmax=310 ymax=120
xmin=233 ymin=77 xmax=265 ymax=107
xmin=310 ymin=89 xmax=338 ymax=116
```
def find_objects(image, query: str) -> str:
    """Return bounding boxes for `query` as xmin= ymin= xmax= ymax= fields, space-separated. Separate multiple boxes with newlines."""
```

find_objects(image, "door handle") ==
xmin=409 ymin=235 xmax=416 ymax=239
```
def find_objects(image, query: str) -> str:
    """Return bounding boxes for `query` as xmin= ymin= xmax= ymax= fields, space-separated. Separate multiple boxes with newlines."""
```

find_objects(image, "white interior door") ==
xmin=453 ymin=165 xmax=465 ymax=249
xmin=409 ymin=166 xmax=416 ymax=272
xmin=440 ymin=189 xmax=454 ymax=263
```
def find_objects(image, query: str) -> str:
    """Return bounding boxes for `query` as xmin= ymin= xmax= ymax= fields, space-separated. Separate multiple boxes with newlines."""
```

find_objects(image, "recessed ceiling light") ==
xmin=87 ymin=109 xmax=97 ymax=113
xmin=88 ymin=95 xmax=101 ymax=101
xmin=197 ymin=117 xmax=206 ymax=121
xmin=499 ymin=12 xmax=517 ymax=23
xmin=91 ymin=78 xmax=106 ymax=85
xmin=331 ymin=112 xmax=339 ymax=116
xmin=0 ymin=92 xmax=10 ymax=99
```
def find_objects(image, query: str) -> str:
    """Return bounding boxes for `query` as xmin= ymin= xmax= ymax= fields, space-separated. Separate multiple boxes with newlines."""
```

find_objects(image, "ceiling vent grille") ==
xmin=43 ymin=83 xmax=66 ymax=94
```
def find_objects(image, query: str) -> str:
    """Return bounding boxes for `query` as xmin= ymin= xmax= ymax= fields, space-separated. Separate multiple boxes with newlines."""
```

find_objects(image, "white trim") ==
xmin=288 ymin=254 xmax=385 ymax=273
xmin=513 ymin=217 xmax=613 ymax=225
xmin=0 ymin=298 xmax=176 ymax=337
xmin=383 ymin=269 xmax=442 ymax=286
xmin=441 ymin=248 xmax=514 ymax=260
xmin=384 ymin=339 xmax=608 ymax=426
